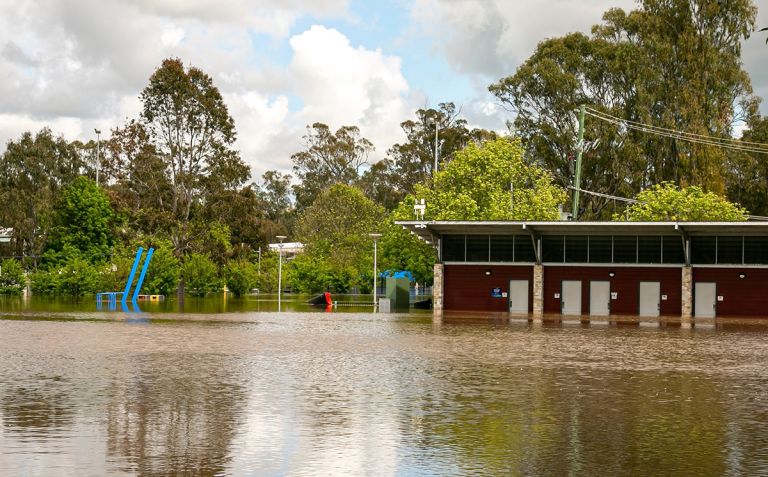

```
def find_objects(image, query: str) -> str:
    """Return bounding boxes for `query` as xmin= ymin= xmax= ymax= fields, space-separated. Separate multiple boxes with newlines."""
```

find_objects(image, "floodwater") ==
xmin=1 ymin=297 xmax=768 ymax=476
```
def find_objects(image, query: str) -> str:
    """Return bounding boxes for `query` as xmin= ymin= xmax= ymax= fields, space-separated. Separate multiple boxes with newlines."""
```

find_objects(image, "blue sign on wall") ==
xmin=491 ymin=287 xmax=503 ymax=298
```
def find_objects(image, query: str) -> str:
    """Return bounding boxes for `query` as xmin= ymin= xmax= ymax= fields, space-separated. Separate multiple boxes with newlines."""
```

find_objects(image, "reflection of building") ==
xmin=268 ymin=242 xmax=304 ymax=259
xmin=398 ymin=221 xmax=768 ymax=319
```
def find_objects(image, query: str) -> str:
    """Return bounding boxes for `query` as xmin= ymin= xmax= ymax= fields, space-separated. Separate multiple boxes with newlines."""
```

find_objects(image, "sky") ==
xmin=0 ymin=0 xmax=766 ymax=182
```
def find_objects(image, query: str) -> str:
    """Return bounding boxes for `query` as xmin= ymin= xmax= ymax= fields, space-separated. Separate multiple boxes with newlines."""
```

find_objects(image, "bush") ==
xmin=182 ymin=253 xmax=220 ymax=297
xmin=30 ymin=255 xmax=104 ymax=296
xmin=224 ymin=259 xmax=258 ymax=296
xmin=0 ymin=259 xmax=26 ymax=294
xmin=143 ymin=245 xmax=180 ymax=296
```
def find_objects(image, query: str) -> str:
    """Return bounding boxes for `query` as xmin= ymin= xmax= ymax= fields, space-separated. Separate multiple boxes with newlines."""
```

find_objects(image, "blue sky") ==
xmin=0 ymin=0 xmax=765 ymax=179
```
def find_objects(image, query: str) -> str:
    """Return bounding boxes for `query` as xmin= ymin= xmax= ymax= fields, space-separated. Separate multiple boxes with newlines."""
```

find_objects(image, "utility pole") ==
xmin=571 ymin=104 xmax=585 ymax=220
xmin=433 ymin=119 xmax=439 ymax=175
xmin=94 ymin=128 xmax=101 ymax=186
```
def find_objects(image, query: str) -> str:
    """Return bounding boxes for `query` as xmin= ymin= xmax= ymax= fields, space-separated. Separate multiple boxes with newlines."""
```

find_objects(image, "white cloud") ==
xmin=288 ymin=25 xmax=411 ymax=160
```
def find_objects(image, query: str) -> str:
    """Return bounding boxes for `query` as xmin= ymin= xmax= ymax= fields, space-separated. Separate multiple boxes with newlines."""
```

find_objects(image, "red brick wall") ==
xmin=444 ymin=265 xmax=533 ymax=311
xmin=692 ymin=268 xmax=768 ymax=317
xmin=542 ymin=266 xmax=682 ymax=316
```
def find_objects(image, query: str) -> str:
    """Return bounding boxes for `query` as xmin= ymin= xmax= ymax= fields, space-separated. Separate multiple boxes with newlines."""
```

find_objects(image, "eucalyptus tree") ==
xmin=291 ymin=123 xmax=373 ymax=211
xmin=137 ymin=58 xmax=250 ymax=253
xmin=0 ymin=129 xmax=85 ymax=262
xmin=490 ymin=0 xmax=759 ymax=218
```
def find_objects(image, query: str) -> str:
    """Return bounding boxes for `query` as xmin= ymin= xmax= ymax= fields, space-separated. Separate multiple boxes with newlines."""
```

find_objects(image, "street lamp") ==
xmin=369 ymin=233 xmax=382 ymax=311
xmin=94 ymin=128 xmax=101 ymax=186
xmin=276 ymin=235 xmax=287 ymax=311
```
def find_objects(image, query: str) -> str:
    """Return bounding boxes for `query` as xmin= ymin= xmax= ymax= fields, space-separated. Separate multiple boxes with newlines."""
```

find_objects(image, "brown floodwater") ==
xmin=1 ymin=299 xmax=768 ymax=476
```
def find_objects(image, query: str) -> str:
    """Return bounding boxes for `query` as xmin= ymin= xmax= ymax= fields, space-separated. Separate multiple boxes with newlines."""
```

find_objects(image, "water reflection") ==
xmin=0 ymin=312 xmax=768 ymax=475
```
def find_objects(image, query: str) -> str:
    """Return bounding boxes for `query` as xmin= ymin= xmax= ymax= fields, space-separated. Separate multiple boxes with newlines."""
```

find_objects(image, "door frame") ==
xmin=637 ymin=281 xmax=661 ymax=317
xmin=589 ymin=280 xmax=611 ymax=316
xmin=693 ymin=281 xmax=717 ymax=318
xmin=560 ymin=279 xmax=582 ymax=316
xmin=507 ymin=279 xmax=529 ymax=315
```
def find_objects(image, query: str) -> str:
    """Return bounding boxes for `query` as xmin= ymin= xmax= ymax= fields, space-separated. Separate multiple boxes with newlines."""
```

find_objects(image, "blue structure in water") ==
xmin=97 ymin=247 xmax=154 ymax=311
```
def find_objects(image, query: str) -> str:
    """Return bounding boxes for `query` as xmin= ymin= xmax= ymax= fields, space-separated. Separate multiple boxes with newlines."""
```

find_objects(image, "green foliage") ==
xmin=30 ymin=254 xmax=105 ymax=296
xmin=47 ymin=176 xmax=115 ymax=264
xmin=182 ymin=253 xmax=220 ymax=297
xmin=359 ymin=103 xmax=497 ymax=210
xmin=255 ymin=251 xmax=280 ymax=293
xmin=291 ymin=123 xmax=373 ymax=211
xmin=618 ymin=183 xmax=748 ymax=221
xmin=0 ymin=128 xmax=85 ymax=262
xmin=224 ymin=259 xmax=258 ymax=296
xmin=397 ymin=137 xmax=566 ymax=221
xmin=379 ymin=223 xmax=436 ymax=286
xmin=489 ymin=1 xmax=759 ymax=217
xmin=0 ymin=259 xmax=26 ymax=294
xmin=291 ymin=184 xmax=386 ymax=293
xmin=143 ymin=243 xmax=180 ymax=296
xmin=726 ymin=117 xmax=768 ymax=216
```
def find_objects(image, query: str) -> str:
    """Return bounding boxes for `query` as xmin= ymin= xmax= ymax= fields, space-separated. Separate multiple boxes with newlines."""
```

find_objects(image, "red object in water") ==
xmin=324 ymin=292 xmax=332 ymax=305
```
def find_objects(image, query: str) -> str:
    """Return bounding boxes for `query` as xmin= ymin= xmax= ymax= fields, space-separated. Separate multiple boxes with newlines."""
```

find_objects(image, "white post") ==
xmin=369 ymin=233 xmax=382 ymax=311
xmin=276 ymin=236 xmax=286 ymax=311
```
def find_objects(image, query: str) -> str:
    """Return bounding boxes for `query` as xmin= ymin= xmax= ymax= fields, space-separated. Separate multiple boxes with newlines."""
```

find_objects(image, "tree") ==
xmin=136 ymin=58 xmax=250 ymax=253
xmin=224 ymin=260 xmax=258 ymax=296
xmin=181 ymin=253 xmax=220 ymax=296
xmin=0 ymin=259 xmax=26 ymax=294
xmin=400 ymin=137 xmax=566 ymax=221
xmin=0 ymin=129 xmax=85 ymax=262
xmin=291 ymin=123 xmax=373 ymax=211
xmin=46 ymin=177 xmax=116 ymax=265
xmin=291 ymin=184 xmax=386 ymax=293
xmin=618 ymin=182 xmax=747 ymax=221
xmin=489 ymin=1 xmax=759 ymax=217
xmin=725 ymin=117 xmax=768 ymax=216
xmin=360 ymin=103 xmax=497 ymax=210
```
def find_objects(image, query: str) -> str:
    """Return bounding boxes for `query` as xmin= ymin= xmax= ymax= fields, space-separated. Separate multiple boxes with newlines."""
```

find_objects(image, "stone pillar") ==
xmin=433 ymin=263 xmax=444 ymax=315
xmin=681 ymin=266 xmax=692 ymax=326
xmin=533 ymin=264 xmax=544 ymax=321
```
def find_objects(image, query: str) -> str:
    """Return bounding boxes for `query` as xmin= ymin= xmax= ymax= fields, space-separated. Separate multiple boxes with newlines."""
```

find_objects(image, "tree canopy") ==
xmin=398 ymin=137 xmax=566 ymax=221
xmin=490 ymin=0 xmax=759 ymax=218
xmin=619 ymin=182 xmax=747 ymax=221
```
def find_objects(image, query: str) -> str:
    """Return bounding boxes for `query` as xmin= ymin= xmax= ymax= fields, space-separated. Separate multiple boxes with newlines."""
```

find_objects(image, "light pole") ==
xmin=369 ymin=233 xmax=382 ymax=310
xmin=94 ymin=128 xmax=101 ymax=186
xmin=276 ymin=235 xmax=286 ymax=311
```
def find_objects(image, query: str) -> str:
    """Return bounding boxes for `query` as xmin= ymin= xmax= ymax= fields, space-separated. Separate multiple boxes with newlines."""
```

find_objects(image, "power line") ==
xmin=583 ymin=107 xmax=768 ymax=155
xmin=567 ymin=185 xmax=768 ymax=221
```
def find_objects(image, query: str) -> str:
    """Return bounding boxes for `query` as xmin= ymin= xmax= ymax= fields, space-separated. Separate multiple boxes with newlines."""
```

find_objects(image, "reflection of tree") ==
xmin=104 ymin=355 xmax=246 ymax=475
xmin=1 ymin=379 xmax=74 ymax=434
xmin=411 ymin=363 xmax=731 ymax=475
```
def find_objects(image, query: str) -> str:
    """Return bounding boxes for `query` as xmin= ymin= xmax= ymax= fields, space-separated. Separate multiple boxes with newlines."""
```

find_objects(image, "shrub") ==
xmin=0 ymin=259 xmax=26 ymax=294
xmin=182 ymin=253 xmax=220 ymax=297
xmin=224 ymin=259 xmax=258 ymax=296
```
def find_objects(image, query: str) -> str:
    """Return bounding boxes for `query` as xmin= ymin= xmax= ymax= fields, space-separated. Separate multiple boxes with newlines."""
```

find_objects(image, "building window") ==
xmin=466 ymin=235 xmax=490 ymax=262
xmin=442 ymin=235 xmax=465 ymax=261
xmin=588 ymin=236 xmax=612 ymax=263
xmin=514 ymin=236 xmax=536 ymax=262
xmin=691 ymin=236 xmax=716 ymax=264
xmin=717 ymin=236 xmax=743 ymax=264
xmin=638 ymin=236 xmax=661 ymax=264
xmin=744 ymin=236 xmax=768 ymax=264
xmin=542 ymin=235 xmax=564 ymax=262
xmin=613 ymin=236 xmax=637 ymax=263
xmin=662 ymin=236 xmax=685 ymax=264
xmin=490 ymin=235 xmax=514 ymax=262
xmin=565 ymin=236 xmax=588 ymax=263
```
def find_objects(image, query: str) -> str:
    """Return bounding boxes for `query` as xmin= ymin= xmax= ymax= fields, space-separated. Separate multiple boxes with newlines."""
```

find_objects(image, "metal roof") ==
xmin=395 ymin=220 xmax=768 ymax=243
